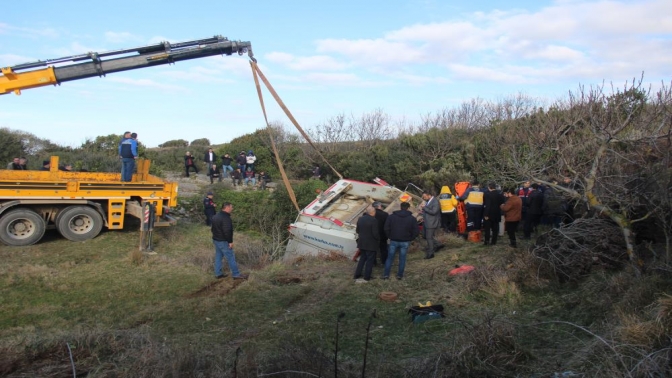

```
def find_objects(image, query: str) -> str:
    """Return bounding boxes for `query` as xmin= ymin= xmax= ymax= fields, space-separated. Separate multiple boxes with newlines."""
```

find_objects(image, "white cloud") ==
xmin=0 ymin=54 xmax=36 ymax=67
xmin=304 ymin=72 xmax=390 ymax=88
xmin=107 ymin=77 xmax=187 ymax=92
xmin=265 ymin=52 xmax=348 ymax=71
xmin=0 ymin=23 xmax=58 ymax=38
xmin=316 ymin=38 xmax=426 ymax=65
xmin=449 ymin=64 xmax=529 ymax=83
xmin=305 ymin=0 xmax=672 ymax=84
xmin=104 ymin=31 xmax=140 ymax=44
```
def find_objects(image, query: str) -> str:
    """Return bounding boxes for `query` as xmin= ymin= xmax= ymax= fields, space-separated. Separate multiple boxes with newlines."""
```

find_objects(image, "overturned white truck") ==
xmin=285 ymin=179 xmax=422 ymax=260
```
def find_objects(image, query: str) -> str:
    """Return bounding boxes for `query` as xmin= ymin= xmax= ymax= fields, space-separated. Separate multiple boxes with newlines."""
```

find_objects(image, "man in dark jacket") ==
xmin=354 ymin=206 xmax=379 ymax=283
xmin=543 ymin=178 xmax=564 ymax=228
xmin=525 ymin=183 xmax=544 ymax=239
xmin=230 ymin=168 xmax=243 ymax=187
xmin=383 ymin=201 xmax=420 ymax=280
xmin=184 ymin=151 xmax=199 ymax=177
xmin=211 ymin=202 xmax=247 ymax=280
xmin=221 ymin=153 xmax=234 ymax=178
xmin=236 ymin=151 xmax=247 ymax=173
xmin=483 ymin=182 xmax=505 ymax=245
xmin=372 ymin=201 xmax=389 ymax=266
xmin=203 ymin=191 xmax=216 ymax=226
xmin=204 ymin=148 xmax=217 ymax=174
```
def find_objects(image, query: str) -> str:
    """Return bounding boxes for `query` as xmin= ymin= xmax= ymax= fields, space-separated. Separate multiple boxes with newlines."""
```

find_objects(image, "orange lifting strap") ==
xmin=249 ymin=60 xmax=344 ymax=212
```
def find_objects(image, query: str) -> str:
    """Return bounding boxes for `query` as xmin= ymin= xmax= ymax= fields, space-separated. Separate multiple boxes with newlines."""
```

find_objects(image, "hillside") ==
xmin=1 ymin=186 xmax=671 ymax=377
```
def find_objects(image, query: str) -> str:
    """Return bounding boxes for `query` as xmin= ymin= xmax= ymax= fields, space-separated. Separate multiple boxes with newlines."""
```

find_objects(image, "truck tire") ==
xmin=57 ymin=206 xmax=104 ymax=242
xmin=0 ymin=209 xmax=46 ymax=246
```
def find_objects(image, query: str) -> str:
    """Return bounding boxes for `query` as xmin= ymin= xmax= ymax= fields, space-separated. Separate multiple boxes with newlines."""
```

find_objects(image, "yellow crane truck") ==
xmin=0 ymin=35 xmax=253 ymax=246
xmin=0 ymin=156 xmax=177 ymax=246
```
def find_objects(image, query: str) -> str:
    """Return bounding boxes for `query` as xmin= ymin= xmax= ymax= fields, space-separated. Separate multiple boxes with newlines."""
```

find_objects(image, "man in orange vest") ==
xmin=458 ymin=180 xmax=484 ymax=233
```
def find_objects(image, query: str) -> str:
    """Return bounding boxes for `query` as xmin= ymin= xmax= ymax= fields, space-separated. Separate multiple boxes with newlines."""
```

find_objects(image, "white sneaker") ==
xmin=355 ymin=278 xmax=368 ymax=284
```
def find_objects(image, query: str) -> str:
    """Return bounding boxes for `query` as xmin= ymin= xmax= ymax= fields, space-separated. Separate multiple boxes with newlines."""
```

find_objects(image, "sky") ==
xmin=1 ymin=0 xmax=671 ymax=148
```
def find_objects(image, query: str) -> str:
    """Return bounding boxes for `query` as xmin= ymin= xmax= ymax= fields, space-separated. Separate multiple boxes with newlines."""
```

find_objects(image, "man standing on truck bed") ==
xmin=118 ymin=131 xmax=138 ymax=182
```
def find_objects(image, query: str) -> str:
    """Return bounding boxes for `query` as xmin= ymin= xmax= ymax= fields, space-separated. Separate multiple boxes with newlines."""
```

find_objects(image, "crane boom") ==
xmin=0 ymin=35 xmax=253 ymax=95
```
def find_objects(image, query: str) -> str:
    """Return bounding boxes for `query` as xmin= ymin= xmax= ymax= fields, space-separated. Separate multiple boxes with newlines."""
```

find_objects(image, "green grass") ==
xmin=1 ymin=223 xmax=671 ymax=377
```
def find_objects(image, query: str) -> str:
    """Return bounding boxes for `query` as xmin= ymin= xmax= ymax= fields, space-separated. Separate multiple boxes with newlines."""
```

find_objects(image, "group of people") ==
xmin=354 ymin=178 xmax=575 ymax=282
xmin=5 ymin=157 xmax=75 ymax=172
xmin=457 ymin=178 xmax=573 ymax=247
xmin=354 ymin=200 xmax=421 ymax=283
xmin=6 ymin=157 xmax=28 ymax=170
xmin=186 ymin=148 xmax=270 ymax=188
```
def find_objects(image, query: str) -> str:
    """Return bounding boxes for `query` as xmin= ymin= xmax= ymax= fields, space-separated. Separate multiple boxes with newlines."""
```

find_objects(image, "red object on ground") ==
xmin=449 ymin=265 xmax=475 ymax=276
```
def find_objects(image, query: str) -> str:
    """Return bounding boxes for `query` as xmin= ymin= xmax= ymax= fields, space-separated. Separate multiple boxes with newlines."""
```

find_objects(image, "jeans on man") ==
xmin=222 ymin=165 xmax=233 ymax=178
xmin=121 ymin=158 xmax=135 ymax=182
xmin=384 ymin=240 xmax=410 ymax=278
xmin=213 ymin=240 xmax=240 ymax=277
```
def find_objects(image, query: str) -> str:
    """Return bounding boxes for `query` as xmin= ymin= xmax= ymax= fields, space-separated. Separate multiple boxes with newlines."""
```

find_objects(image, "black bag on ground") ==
xmin=408 ymin=305 xmax=445 ymax=323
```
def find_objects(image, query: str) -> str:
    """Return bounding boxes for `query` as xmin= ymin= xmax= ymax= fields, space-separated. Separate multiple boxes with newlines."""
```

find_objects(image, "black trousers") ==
xmin=524 ymin=214 xmax=542 ymax=238
xmin=354 ymin=249 xmax=376 ymax=280
xmin=185 ymin=164 xmax=199 ymax=176
xmin=483 ymin=218 xmax=499 ymax=245
xmin=378 ymin=239 xmax=388 ymax=265
xmin=205 ymin=209 xmax=215 ymax=226
xmin=466 ymin=207 xmax=483 ymax=231
xmin=441 ymin=212 xmax=457 ymax=232
xmin=505 ymin=221 xmax=519 ymax=246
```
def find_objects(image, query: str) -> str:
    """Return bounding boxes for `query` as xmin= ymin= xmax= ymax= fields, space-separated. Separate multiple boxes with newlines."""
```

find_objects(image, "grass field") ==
xmin=1 ymin=218 xmax=671 ymax=377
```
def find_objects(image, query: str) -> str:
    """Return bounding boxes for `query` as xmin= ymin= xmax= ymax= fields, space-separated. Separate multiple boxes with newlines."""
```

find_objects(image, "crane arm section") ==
xmin=0 ymin=35 xmax=253 ymax=95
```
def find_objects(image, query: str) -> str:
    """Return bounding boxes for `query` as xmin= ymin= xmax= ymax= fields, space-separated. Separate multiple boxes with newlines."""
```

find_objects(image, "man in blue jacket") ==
xmin=118 ymin=131 xmax=138 ymax=182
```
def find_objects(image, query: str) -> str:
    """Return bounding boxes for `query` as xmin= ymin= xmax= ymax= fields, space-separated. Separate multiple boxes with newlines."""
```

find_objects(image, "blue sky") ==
xmin=1 ymin=0 xmax=670 ymax=147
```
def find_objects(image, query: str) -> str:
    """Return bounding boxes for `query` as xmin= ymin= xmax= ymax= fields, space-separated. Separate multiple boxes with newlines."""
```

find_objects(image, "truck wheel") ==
xmin=57 ymin=206 xmax=104 ymax=242
xmin=0 ymin=209 xmax=46 ymax=246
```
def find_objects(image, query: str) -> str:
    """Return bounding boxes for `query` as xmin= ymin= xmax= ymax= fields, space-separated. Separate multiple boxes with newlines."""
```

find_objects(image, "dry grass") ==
xmin=1 ymin=221 xmax=671 ymax=377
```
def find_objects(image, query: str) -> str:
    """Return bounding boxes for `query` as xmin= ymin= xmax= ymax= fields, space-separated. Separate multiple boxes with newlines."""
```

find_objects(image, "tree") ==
xmin=158 ymin=139 xmax=189 ymax=148
xmin=190 ymin=138 xmax=210 ymax=147
xmin=0 ymin=128 xmax=25 ymax=165
xmin=471 ymin=78 xmax=672 ymax=265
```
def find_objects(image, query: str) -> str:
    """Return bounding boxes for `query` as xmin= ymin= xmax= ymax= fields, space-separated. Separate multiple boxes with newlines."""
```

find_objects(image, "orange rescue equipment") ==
xmin=454 ymin=182 xmax=470 ymax=235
